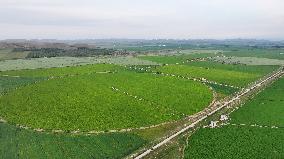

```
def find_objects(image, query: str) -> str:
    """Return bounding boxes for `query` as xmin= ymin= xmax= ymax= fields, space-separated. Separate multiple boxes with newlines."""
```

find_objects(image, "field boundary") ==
xmin=131 ymin=67 xmax=284 ymax=159
xmin=129 ymin=66 xmax=240 ymax=89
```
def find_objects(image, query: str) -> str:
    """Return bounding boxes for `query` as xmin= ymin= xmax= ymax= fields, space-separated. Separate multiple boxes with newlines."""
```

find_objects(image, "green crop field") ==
xmin=154 ymin=65 xmax=261 ymax=87
xmin=223 ymin=48 xmax=284 ymax=60
xmin=185 ymin=126 xmax=284 ymax=159
xmin=230 ymin=77 xmax=284 ymax=126
xmin=0 ymin=66 xmax=212 ymax=131
xmin=139 ymin=55 xmax=186 ymax=64
xmin=139 ymin=55 xmax=279 ymax=76
xmin=1 ymin=45 xmax=282 ymax=158
xmin=0 ymin=64 xmax=121 ymax=78
xmin=184 ymin=77 xmax=284 ymax=158
xmin=0 ymin=122 xmax=145 ymax=159
xmin=0 ymin=76 xmax=45 ymax=94
xmin=206 ymin=83 xmax=239 ymax=97
xmin=186 ymin=61 xmax=279 ymax=75
xmin=138 ymin=53 xmax=222 ymax=64
xmin=0 ymin=56 xmax=159 ymax=71
xmin=212 ymin=56 xmax=284 ymax=66
xmin=140 ymin=54 xmax=278 ymax=88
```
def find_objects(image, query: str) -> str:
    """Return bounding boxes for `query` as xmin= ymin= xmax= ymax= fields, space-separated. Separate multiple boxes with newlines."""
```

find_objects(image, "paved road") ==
xmin=133 ymin=68 xmax=284 ymax=159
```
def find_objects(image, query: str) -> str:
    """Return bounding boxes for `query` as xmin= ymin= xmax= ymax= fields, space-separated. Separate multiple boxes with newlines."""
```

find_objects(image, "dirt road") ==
xmin=133 ymin=67 xmax=284 ymax=159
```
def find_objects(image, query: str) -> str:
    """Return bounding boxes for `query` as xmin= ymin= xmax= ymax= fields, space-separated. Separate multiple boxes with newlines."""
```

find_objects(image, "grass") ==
xmin=0 ymin=70 xmax=212 ymax=131
xmin=0 ymin=122 xmax=146 ymax=159
xmin=184 ymin=77 xmax=284 ymax=159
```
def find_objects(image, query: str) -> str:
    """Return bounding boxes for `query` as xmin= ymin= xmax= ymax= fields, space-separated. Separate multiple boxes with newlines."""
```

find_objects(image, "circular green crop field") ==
xmin=0 ymin=72 xmax=212 ymax=131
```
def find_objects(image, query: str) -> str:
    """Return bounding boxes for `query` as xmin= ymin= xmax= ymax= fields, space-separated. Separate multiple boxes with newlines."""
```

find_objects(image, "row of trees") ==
xmin=24 ymin=47 xmax=119 ymax=58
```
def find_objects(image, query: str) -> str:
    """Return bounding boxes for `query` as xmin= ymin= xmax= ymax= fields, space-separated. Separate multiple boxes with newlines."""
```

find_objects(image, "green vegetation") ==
xmin=0 ymin=64 xmax=121 ymax=78
xmin=0 ymin=76 xmax=44 ymax=94
xmin=185 ymin=126 xmax=284 ymax=159
xmin=138 ymin=53 xmax=221 ymax=64
xmin=186 ymin=61 xmax=278 ymax=75
xmin=0 ymin=49 xmax=30 ymax=61
xmin=206 ymin=83 xmax=238 ymax=97
xmin=139 ymin=55 xmax=186 ymax=64
xmin=26 ymin=47 xmax=117 ymax=58
xmin=0 ymin=56 xmax=158 ymax=71
xmin=230 ymin=77 xmax=284 ymax=126
xmin=0 ymin=122 xmax=145 ymax=159
xmin=223 ymin=48 xmax=284 ymax=60
xmin=140 ymin=55 xmax=278 ymax=88
xmin=0 ymin=70 xmax=212 ymax=131
xmin=184 ymin=77 xmax=284 ymax=159
xmin=154 ymin=65 xmax=259 ymax=87
xmin=213 ymin=56 xmax=284 ymax=66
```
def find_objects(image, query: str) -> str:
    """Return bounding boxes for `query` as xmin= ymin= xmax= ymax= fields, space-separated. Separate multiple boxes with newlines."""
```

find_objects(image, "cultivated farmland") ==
xmin=154 ymin=65 xmax=260 ymax=87
xmin=1 ymin=42 xmax=284 ymax=159
xmin=184 ymin=77 xmax=284 ymax=159
xmin=0 ymin=66 xmax=212 ymax=132
xmin=0 ymin=56 xmax=159 ymax=71
xmin=0 ymin=122 xmax=145 ymax=159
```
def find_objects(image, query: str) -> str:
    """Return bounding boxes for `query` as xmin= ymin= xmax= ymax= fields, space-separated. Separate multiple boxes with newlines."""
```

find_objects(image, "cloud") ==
xmin=0 ymin=0 xmax=284 ymax=39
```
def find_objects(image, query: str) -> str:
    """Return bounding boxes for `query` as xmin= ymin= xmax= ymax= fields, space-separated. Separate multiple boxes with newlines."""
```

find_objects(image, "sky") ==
xmin=0 ymin=0 xmax=284 ymax=40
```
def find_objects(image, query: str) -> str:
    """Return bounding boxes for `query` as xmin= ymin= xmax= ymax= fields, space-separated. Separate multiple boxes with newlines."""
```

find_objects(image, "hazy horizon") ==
xmin=1 ymin=0 xmax=284 ymax=40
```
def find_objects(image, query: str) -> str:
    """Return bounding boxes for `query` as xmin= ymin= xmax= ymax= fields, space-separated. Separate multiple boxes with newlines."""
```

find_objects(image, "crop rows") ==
xmin=184 ymin=77 xmax=284 ymax=158
xmin=0 ymin=68 xmax=212 ymax=132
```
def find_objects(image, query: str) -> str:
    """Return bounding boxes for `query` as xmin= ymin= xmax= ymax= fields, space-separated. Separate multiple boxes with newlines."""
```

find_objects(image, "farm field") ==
xmin=184 ymin=77 xmax=284 ymax=159
xmin=205 ymin=83 xmax=239 ymax=98
xmin=223 ymin=48 xmax=284 ymax=60
xmin=0 ymin=64 xmax=121 ymax=78
xmin=184 ymin=126 xmax=284 ymax=159
xmin=138 ymin=53 xmax=222 ymax=64
xmin=185 ymin=61 xmax=279 ymax=75
xmin=139 ymin=54 xmax=279 ymax=88
xmin=213 ymin=56 xmax=284 ymax=66
xmin=0 ymin=122 xmax=145 ymax=159
xmin=154 ymin=65 xmax=261 ymax=87
xmin=0 ymin=76 xmax=44 ymax=94
xmin=1 ymin=43 xmax=283 ymax=159
xmin=230 ymin=77 xmax=284 ymax=126
xmin=0 ymin=66 xmax=212 ymax=131
xmin=0 ymin=56 xmax=159 ymax=71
